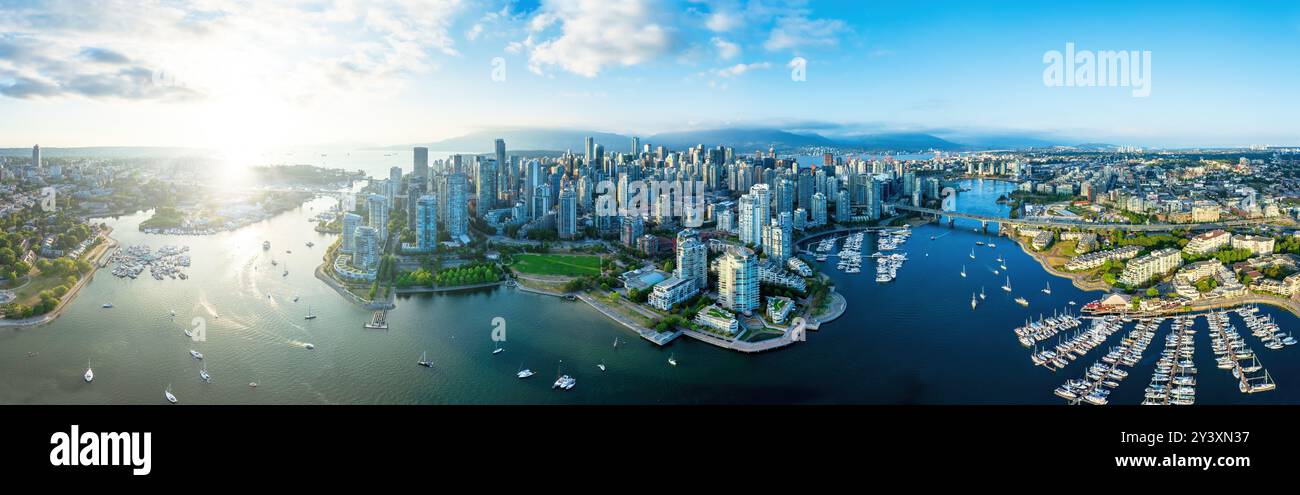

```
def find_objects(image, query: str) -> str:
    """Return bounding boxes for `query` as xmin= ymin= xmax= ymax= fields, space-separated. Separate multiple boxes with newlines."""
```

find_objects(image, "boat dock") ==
xmin=364 ymin=310 xmax=388 ymax=330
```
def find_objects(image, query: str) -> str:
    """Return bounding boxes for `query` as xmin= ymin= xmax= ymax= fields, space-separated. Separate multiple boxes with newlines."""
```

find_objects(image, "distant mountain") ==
xmin=1072 ymin=143 xmax=1121 ymax=151
xmin=400 ymin=126 xmax=1068 ymax=154
xmin=415 ymin=129 xmax=631 ymax=153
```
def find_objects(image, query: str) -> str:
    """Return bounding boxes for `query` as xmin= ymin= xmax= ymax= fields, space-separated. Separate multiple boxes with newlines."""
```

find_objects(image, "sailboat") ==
xmin=613 ymin=337 xmax=620 ymax=350
xmin=492 ymin=343 xmax=504 ymax=355
xmin=971 ymin=293 xmax=978 ymax=310
xmin=84 ymin=360 xmax=94 ymax=383
xmin=164 ymin=384 xmax=177 ymax=404
xmin=200 ymin=362 xmax=211 ymax=382
xmin=517 ymin=363 xmax=535 ymax=379
xmin=980 ymin=287 xmax=986 ymax=300
xmin=304 ymin=305 xmax=317 ymax=320
xmin=969 ymin=249 xmax=975 ymax=260
xmin=1042 ymin=282 xmax=1052 ymax=295
xmin=668 ymin=354 xmax=678 ymax=367
xmin=552 ymin=361 xmax=575 ymax=390
xmin=960 ymin=265 xmax=966 ymax=278
xmin=417 ymin=351 xmax=433 ymax=368
xmin=598 ymin=359 xmax=607 ymax=372
xmin=1002 ymin=276 xmax=1012 ymax=292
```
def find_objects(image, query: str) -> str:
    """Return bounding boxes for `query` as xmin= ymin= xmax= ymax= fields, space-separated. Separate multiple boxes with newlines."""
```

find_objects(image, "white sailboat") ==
xmin=971 ymin=293 xmax=978 ymax=310
xmin=1042 ymin=281 xmax=1052 ymax=295
xmin=960 ymin=265 xmax=966 ymax=278
xmin=668 ymin=354 xmax=678 ymax=367
xmin=189 ymin=349 xmax=203 ymax=360
xmin=492 ymin=344 xmax=504 ymax=355
xmin=980 ymin=287 xmax=986 ymax=300
xmin=84 ymin=360 xmax=94 ymax=383
xmin=517 ymin=363 xmax=535 ymax=379
xmin=1002 ymin=276 xmax=1012 ymax=292
xmin=552 ymin=361 xmax=575 ymax=390
xmin=164 ymin=384 xmax=177 ymax=404
xmin=304 ymin=305 xmax=317 ymax=320
xmin=598 ymin=359 xmax=607 ymax=372
xmin=417 ymin=351 xmax=433 ymax=368
xmin=969 ymin=249 xmax=975 ymax=260
xmin=199 ymin=362 xmax=211 ymax=382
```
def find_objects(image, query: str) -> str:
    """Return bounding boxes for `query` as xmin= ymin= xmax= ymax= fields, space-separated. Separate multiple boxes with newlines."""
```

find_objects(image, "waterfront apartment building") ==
xmin=416 ymin=195 xmax=438 ymax=251
xmin=341 ymin=213 xmax=362 ymax=254
xmin=763 ymin=213 xmax=793 ymax=263
xmin=1184 ymin=229 xmax=1230 ymax=256
xmin=717 ymin=246 xmax=760 ymax=315
xmin=1064 ymin=245 xmax=1141 ymax=271
xmin=1231 ymin=234 xmax=1275 ymax=255
xmin=557 ymin=185 xmax=577 ymax=239
xmin=367 ymin=194 xmax=388 ymax=242
xmin=675 ymin=229 xmax=708 ymax=291
xmin=1118 ymin=248 xmax=1182 ymax=287
xmin=766 ymin=296 xmax=795 ymax=324
xmin=835 ymin=190 xmax=851 ymax=223
xmin=352 ymin=226 xmax=379 ymax=270
xmin=648 ymin=275 xmax=698 ymax=311
xmin=693 ymin=304 xmax=739 ymax=335
xmin=446 ymin=173 xmax=469 ymax=239
xmin=811 ymin=192 xmax=827 ymax=227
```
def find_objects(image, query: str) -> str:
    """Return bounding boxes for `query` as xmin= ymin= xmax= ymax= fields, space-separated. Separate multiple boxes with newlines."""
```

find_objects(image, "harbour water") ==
xmin=2 ymin=178 xmax=1299 ymax=404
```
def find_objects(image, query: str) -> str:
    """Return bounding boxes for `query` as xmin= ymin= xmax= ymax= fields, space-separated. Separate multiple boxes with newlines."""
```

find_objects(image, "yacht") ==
xmin=417 ymin=351 xmax=433 ymax=368
xmin=1002 ymin=277 xmax=1012 ymax=292
xmin=971 ymin=293 xmax=977 ymax=310
xmin=84 ymin=360 xmax=94 ymax=383
xmin=1042 ymin=282 xmax=1052 ymax=295
xmin=249 ymin=382 xmax=258 ymax=388
xmin=969 ymin=249 xmax=976 ymax=260
xmin=189 ymin=349 xmax=203 ymax=360
xmin=164 ymin=385 xmax=178 ymax=404
xmin=304 ymin=305 xmax=317 ymax=320
xmin=552 ymin=361 xmax=575 ymax=390
xmin=517 ymin=364 xmax=535 ymax=379
xmin=598 ymin=360 xmax=607 ymax=372
xmin=303 ymin=343 xmax=315 ymax=350
xmin=102 ymin=303 xmax=113 ymax=309
xmin=979 ymin=287 xmax=986 ymax=300
xmin=1068 ymin=301 xmax=1077 ymax=306
xmin=668 ymin=354 xmax=678 ymax=367
xmin=169 ymin=309 xmax=176 ymax=317
xmin=493 ymin=345 xmax=504 ymax=355
xmin=199 ymin=362 xmax=211 ymax=382
xmin=1014 ymin=297 xmax=1029 ymax=306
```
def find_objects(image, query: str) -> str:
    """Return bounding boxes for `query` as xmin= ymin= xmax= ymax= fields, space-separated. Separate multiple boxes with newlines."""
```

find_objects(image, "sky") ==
xmin=2 ymin=0 xmax=1299 ymax=151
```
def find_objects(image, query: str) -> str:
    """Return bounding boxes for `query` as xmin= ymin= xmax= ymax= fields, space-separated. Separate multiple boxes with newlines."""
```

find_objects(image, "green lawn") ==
xmin=511 ymin=254 xmax=602 ymax=277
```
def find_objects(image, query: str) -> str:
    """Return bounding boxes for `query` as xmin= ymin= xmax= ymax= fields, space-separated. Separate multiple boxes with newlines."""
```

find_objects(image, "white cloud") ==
xmin=0 ymin=0 xmax=468 ymax=102
xmin=522 ymin=0 xmax=679 ymax=77
xmin=763 ymin=15 xmax=849 ymax=51
xmin=705 ymin=11 xmax=740 ymax=32
xmin=711 ymin=37 xmax=740 ymax=60
xmin=713 ymin=61 xmax=770 ymax=78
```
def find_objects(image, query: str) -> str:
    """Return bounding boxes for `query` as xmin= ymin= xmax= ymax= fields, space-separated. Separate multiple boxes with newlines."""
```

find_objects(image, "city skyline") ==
xmin=2 ymin=0 xmax=1300 ymax=151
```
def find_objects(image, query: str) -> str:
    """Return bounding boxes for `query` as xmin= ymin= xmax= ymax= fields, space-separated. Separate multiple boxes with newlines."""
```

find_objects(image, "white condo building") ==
xmin=717 ymin=245 xmax=760 ymax=315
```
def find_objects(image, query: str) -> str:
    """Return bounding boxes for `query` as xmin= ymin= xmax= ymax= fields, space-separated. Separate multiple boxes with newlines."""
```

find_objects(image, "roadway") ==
xmin=892 ymin=204 xmax=1277 ymax=232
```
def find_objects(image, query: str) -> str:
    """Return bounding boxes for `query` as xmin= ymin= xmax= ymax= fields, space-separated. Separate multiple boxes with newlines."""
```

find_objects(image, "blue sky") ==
xmin=1 ymin=0 xmax=1298 ymax=149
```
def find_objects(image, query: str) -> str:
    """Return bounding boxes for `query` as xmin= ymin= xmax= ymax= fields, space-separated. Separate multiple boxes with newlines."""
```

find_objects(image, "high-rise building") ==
xmin=776 ymin=176 xmax=796 ymax=215
xmin=406 ymin=183 xmax=421 ymax=230
xmin=31 ymin=144 xmax=41 ymax=168
xmin=584 ymin=136 xmax=595 ymax=166
xmin=413 ymin=147 xmax=428 ymax=183
xmin=631 ymin=136 xmax=640 ymax=154
xmin=416 ymin=194 xmax=438 ymax=250
xmin=494 ymin=139 xmax=508 ymax=202
xmin=557 ymin=184 xmax=577 ymax=239
xmin=738 ymin=183 xmax=770 ymax=247
xmin=835 ymin=190 xmax=851 ymax=223
xmin=620 ymin=215 xmax=643 ymax=247
xmin=811 ymin=192 xmax=827 ymax=227
xmin=341 ymin=213 xmax=362 ymax=254
xmin=352 ymin=226 xmax=379 ymax=270
xmin=675 ymin=229 xmax=707 ymax=291
xmin=764 ymin=212 xmax=793 ymax=262
xmin=866 ymin=178 xmax=882 ymax=220
xmin=367 ymin=194 xmax=388 ymax=242
xmin=717 ymin=246 xmax=759 ymax=315
xmin=525 ymin=160 xmax=542 ymax=220
xmin=446 ymin=173 xmax=469 ymax=239
xmin=476 ymin=158 xmax=497 ymax=215
xmin=388 ymin=166 xmax=402 ymax=204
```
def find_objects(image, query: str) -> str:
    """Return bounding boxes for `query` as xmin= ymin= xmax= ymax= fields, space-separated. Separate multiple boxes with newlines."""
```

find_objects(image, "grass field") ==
xmin=511 ymin=254 xmax=601 ymax=277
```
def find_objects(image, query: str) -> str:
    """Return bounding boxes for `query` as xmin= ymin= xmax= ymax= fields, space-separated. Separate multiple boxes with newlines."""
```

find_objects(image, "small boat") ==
xmin=613 ymin=337 xmax=619 ymax=350
xmin=84 ymin=360 xmax=94 ymax=383
xmin=975 ymin=241 xmax=985 ymax=246
xmin=304 ymin=305 xmax=317 ymax=320
xmin=189 ymin=349 xmax=203 ymax=360
xmin=169 ymin=309 xmax=176 ymax=317
xmin=417 ymin=351 xmax=433 ymax=368
xmin=971 ymin=293 xmax=977 ymax=310
xmin=517 ymin=363 xmax=535 ymax=378
xmin=303 ymin=343 xmax=315 ymax=350
xmin=1014 ymin=297 xmax=1029 ymax=306
xmin=668 ymin=354 xmax=678 ymax=367
xmin=598 ymin=360 xmax=607 ymax=372
xmin=1042 ymin=282 xmax=1052 ymax=295
xmin=306 ymin=242 xmax=315 ymax=248
xmin=552 ymin=361 xmax=575 ymax=390
xmin=960 ymin=265 xmax=966 ymax=278
xmin=183 ymin=328 xmax=194 ymax=338
xmin=199 ymin=362 xmax=211 ymax=382
xmin=979 ymin=287 xmax=986 ymax=300
xmin=249 ymin=382 xmax=258 ymax=388
xmin=282 ymin=270 xmax=288 ymax=277
xmin=969 ymin=249 xmax=975 ymax=260
xmin=164 ymin=385 xmax=177 ymax=404
xmin=1002 ymin=277 xmax=1012 ymax=292
xmin=293 ymin=296 xmax=300 ymax=302
xmin=102 ymin=303 xmax=113 ymax=309
xmin=1068 ymin=301 xmax=1077 ymax=306
xmin=492 ymin=345 xmax=504 ymax=355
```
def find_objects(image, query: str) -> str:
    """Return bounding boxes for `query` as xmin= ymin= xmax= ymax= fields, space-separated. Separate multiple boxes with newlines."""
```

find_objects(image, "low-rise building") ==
xmin=1231 ymin=234 xmax=1275 ymax=255
xmin=1064 ymin=245 xmax=1142 ymax=271
xmin=647 ymin=275 xmax=699 ymax=311
xmin=766 ymin=296 xmax=795 ymax=324
xmin=1118 ymin=248 xmax=1182 ymax=287
xmin=1183 ymin=229 xmax=1230 ymax=256
xmin=694 ymin=304 xmax=740 ymax=335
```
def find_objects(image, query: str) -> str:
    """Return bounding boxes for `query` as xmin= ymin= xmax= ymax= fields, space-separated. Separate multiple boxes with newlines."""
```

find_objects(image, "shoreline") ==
xmin=0 ymin=229 xmax=119 ymax=329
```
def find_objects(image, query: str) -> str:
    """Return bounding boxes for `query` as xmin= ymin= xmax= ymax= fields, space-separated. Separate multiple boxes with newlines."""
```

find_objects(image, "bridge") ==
xmin=892 ymin=204 xmax=1277 ymax=232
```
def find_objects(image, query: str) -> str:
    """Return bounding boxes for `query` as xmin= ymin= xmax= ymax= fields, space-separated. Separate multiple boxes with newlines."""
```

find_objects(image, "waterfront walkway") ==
xmin=575 ymin=293 xmax=680 ymax=346
xmin=0 ymin=231 xmax=117 ymax=329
